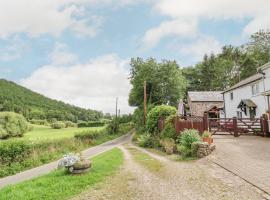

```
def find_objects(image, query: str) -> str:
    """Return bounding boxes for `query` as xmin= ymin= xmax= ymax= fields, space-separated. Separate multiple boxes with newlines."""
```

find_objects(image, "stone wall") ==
xmin=188 ymin=100 xmax=223 ymax=117
xmin=196 ymin=142 xmax=216 ymax=158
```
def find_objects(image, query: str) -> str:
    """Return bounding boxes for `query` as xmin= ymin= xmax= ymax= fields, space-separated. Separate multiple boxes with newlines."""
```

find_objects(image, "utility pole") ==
xmin=144 ymin=81 xmax=147 ymax=125
xmin=115 ymin=97 xmax=118 ymax=119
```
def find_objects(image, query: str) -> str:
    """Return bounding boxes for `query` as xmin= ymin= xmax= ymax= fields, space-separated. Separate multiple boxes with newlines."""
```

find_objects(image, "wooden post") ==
xmin=203 ymin=113 xmax=209 ymax=131
xmin=262 ymin=114 xmax=269 ymax=137
xmin=144 ymin=81 xmax=147 ymax=125
xmin=260 ymin=116 xmax=266 ymax=137
xmin=233 ymin=117 xmax=239 ymax=137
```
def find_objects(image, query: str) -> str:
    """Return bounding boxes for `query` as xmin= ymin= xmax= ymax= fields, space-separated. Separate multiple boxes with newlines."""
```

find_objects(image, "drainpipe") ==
xmin=223 ymin=92 xmax=226 ymax=118
xmin=258 ymin=69 xmax=267 ymax=112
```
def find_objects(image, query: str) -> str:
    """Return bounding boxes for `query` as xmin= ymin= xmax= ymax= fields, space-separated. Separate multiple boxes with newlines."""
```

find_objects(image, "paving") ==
xmin=0 ymin=133 xmax=131 ymax=189
xmin=209 ymin=135 xmax=270 ymax=194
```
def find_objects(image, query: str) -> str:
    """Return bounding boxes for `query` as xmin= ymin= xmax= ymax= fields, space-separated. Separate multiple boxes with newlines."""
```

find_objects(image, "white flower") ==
xmin=58 ymin=153 xmax=80 ymax=168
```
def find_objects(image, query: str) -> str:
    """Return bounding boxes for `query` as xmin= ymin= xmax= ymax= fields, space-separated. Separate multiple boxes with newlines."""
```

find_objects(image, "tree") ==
xmin=247 ymin=30 xmax=270 ymax=67
xmin=128 ymin=58 xmax=187 ymax=107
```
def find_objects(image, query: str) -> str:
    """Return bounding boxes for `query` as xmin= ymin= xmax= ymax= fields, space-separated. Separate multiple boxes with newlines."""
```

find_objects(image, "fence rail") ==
xmin=158 ymin=113 xmax=270 ymax=137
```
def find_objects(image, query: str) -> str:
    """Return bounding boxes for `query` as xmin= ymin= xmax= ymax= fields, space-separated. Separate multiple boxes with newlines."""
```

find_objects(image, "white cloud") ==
xmin=142 ymin=19 xmax=197 ymax=48
xmin=179 ymin=36 xmax=222 ymax=60
xmin=49 ymin=43 xmax=78 ymax=66
xmin=0 ymin=0 xmax=103 ymax=38
xmin=143 ymin=0 xmax=270 ymax=47
xmin=21 ymin=54 xmax=134 ymax=114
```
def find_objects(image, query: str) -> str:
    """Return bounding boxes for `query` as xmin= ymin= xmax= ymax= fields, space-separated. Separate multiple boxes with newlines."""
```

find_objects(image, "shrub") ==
xmin=0 ymin=112 xmax=29 ymax=139
xmin=51 ymin=121 xmax=66 ymax=129
xmin=64 ymin=121 xmax=77 ymax=128
xmin=29 ymin=119 xmax=49 ymax=126
xmin=202 ymin=131 xmax=211 ymax=138
xmin=74 ymin=130 xmax=105 ymax=140
xmin=77 ymin=121 xmax=105 ymax=128
xmin=160 ymin=123 xmax=176 ymax=139
xmin=178 ymin=129 xmax=201 ymax=157
xmin=146 ymin=105 xmax=177 ymax=134
xmin=106 ymin=118 xmax=119 ymax=134
xmin=160 ymin=138 xmax=176 ymax=155
xmin=137 ymin=133 xmax=159 ymax=148
xmin=0 ymin=140 xmax=31 ymax=164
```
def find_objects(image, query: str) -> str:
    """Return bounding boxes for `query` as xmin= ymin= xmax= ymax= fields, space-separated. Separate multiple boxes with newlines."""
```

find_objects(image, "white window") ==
xmin=237 ymin=111 xmax=242 ymax=118
xmin=251 ymin=83 xmax=259 ymax=96
xmin=230 ymin=92 xmax=233 ymax=100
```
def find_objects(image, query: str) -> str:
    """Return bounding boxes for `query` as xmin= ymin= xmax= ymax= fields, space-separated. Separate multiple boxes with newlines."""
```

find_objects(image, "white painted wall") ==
xmin=224 ymin=67 xmax=270 ymax=118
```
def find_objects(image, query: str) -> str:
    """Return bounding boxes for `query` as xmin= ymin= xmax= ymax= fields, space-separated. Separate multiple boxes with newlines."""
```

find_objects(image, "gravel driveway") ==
xmin=73 ymin=143 xmax=268 ymax=200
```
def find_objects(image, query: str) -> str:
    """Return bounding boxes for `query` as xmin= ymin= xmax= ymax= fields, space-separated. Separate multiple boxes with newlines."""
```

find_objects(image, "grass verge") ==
xmin=127 ymin=146 xmax=164 ymax=173
xmin=0 ymin=148 xmax=123 ymax=200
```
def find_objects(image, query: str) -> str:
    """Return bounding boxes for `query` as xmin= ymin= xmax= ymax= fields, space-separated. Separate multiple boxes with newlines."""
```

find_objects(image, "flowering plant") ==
xmin=58 ymin=153 xmax=81 ymax=170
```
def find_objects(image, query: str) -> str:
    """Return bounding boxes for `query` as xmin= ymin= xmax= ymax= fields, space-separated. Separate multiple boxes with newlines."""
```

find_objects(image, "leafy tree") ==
xmin=129 ymin=58 xmax=187 ymax=107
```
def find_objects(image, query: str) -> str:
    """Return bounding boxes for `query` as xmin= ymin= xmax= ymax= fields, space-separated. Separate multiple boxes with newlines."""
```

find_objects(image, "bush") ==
xmin=106 ymin=118 xmax=119 ymax=134
xmin=64 ymin=121 xmax=77 ymax=128
xmin=146 ymin=105 xmax=177 ymax=134
xmin=0 ymin=140 xmax=31 ymax=164
xmin=160 ymin=138 xmax=176 ymax=155
xmin=0 ymin=112 xmax=29 ymax=139
xmin=74 ymin=130 xmax=105 ymax=140
xmin=202 ymin=131 xmax=211 ymax=138
xmin=51 ymin=121 xmax=66 ymax=129
xmin=160 ymin=123 xmax=176 ymax=139
xmin=178 ymin=129 xmax=201 ymax=157
xmin=137 ymin=133 xmax=159 ymax=148
xmin=77 ymin=121 xmax=105 ymax=128
xmin=29 ymin=119 xmax=49 ymax=126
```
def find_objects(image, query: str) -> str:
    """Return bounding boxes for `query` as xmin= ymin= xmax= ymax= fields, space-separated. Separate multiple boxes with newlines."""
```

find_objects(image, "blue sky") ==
xmin=0 ymin=0 xmax=269 ymax=113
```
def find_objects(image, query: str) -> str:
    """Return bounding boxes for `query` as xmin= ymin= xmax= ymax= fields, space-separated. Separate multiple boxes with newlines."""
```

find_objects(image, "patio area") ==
xmin=209 ymin=135 xmax=270 ymax=194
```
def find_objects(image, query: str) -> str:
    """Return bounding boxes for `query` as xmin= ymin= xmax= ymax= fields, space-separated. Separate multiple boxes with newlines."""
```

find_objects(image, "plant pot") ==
xmin=70 ymin=160 xmax=92 ymax=174
xmin=203 ymin=137 xmax=213 ymax=145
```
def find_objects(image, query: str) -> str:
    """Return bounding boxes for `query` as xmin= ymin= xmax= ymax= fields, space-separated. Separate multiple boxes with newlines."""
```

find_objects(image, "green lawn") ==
xmin=24 ymin=125 xmax=105 ymax=141
xmin=0 ymin=148 xmax=124 ymax=200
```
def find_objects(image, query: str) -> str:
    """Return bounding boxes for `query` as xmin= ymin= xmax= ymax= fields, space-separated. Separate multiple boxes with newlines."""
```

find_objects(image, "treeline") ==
xmin=0 ymin=79 xmax=103 ymax=122
xmin=129 ymin=30 xmax=270 ymax=131
xmin=182 ymin=30 xmax=270 ymax=91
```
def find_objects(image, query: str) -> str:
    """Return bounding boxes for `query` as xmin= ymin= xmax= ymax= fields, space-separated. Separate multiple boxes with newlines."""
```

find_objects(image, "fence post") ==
xmin=263 ymin=114 xmax=269 ymax=137
xmin=233 ymin=117 xmax=239 ymax=137
xmin=203 ymin=113 xmax=208 ymax=131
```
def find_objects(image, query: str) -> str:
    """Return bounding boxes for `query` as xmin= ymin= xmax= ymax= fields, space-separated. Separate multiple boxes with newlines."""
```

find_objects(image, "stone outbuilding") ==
xmin=187 ymin=91 xmax=224 ymax=117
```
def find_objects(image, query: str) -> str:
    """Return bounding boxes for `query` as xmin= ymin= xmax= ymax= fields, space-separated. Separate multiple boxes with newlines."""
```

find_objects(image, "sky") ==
xmin=0 ymin=0 xmax=270 ymax=114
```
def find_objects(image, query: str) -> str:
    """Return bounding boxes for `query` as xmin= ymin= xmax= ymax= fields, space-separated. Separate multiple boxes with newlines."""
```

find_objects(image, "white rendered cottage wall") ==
xmin=224 ymin=79 xmax=267 ymax=118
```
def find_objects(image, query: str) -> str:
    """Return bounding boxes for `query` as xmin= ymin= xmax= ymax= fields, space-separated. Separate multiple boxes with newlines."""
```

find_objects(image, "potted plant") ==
xmin=58 ymin=153 xmax=91 ymax=174
xmin=202 ymin=131 xmax=213 ymax=144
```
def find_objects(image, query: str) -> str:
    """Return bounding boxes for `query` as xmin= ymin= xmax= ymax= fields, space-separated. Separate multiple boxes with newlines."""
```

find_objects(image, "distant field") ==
xmin=24 ymin=125 xmax=105 ymax=141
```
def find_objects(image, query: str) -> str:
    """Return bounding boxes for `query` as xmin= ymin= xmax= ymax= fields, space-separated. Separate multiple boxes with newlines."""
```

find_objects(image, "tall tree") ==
xmin=129 ymin=58 xmax=187 ymax=107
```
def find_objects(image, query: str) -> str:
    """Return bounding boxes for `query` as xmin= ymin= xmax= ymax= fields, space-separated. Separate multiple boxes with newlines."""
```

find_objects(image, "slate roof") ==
xmin=238 ymin=99 xmax=257 ymax=108
xmin=223 ymin=73 xmax=263 ymax=93
xmin=188 ymin=91 xmax=223 ymax=102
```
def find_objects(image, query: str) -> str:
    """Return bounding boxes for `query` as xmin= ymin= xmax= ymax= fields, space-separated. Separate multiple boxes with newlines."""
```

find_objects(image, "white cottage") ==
xmin=223 ymin=62 xmax=270 ymax=118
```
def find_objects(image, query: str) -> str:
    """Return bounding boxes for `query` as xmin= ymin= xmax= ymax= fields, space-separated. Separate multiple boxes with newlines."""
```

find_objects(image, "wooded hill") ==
xmin=0 ymin=79 xmax=102 ymax=122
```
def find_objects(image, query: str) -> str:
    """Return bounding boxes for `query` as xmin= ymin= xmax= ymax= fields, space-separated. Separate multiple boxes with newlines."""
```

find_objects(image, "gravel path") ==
xmin=0 ymin=133 xmax=131 ymax=189
xmin=72 ymin=144 xmax=268 ymax=200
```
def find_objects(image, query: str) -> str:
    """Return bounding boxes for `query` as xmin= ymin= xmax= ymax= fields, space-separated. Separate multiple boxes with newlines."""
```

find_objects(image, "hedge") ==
xmin=77 ymin=121 xmax=105 ymax=128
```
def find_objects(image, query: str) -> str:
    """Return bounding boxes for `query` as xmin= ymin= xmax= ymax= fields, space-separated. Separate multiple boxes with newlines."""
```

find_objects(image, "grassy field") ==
xmin=24 ymin=125 xmax=105 ymax=141
xmin=0 ymin=148 xmax=124 ymax=200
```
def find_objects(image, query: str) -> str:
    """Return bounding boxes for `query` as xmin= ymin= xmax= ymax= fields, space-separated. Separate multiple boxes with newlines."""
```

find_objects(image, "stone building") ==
xmin=187 ymin=91 xmax=224 ymax=117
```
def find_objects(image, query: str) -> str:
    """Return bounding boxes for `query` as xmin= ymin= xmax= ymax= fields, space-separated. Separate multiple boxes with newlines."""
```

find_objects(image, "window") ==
xmin=230 ymin=92 xmax=233 ymax=100
xmin=251 ymin=83 xmax=260 ymax=96
xmin=237 ymin=111 xmax=242 ymax=118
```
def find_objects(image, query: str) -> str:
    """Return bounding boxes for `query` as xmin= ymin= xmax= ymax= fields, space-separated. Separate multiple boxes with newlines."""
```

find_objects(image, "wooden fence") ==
xmin=158 ymin=113 xmax=270 ymax=137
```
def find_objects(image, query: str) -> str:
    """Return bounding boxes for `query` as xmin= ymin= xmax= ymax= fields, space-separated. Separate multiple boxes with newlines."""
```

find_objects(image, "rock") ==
xmin=73 ymin=160 xmax=91 ymax=171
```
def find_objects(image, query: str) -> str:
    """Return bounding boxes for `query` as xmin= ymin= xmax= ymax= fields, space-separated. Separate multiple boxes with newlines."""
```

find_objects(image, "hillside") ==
xmin=0 ymin=79 xmax=102 ymax=122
